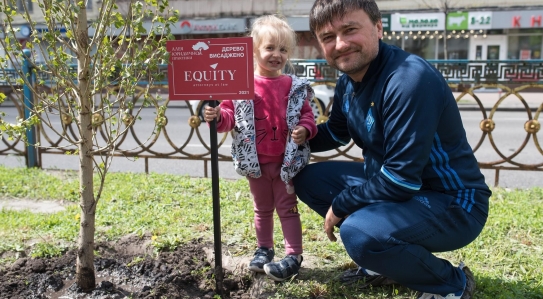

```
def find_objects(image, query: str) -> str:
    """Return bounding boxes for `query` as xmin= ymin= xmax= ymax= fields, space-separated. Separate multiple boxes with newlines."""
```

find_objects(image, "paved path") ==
xmin=454 ymin=89 xmax=542 ymax=110
xmin=0 ymin=198 xmax=69 ymax=213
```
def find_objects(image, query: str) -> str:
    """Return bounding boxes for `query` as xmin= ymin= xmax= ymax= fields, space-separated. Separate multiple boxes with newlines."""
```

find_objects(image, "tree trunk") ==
xmin=75 ymin=3 xmax=96 ymax=292
xmin=76 ymin=149 xmax=96 ymax=291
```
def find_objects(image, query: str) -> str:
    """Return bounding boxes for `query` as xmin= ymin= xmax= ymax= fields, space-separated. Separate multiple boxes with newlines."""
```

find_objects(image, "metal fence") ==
xmin=1 ymin=60 xmax=542 ymax=186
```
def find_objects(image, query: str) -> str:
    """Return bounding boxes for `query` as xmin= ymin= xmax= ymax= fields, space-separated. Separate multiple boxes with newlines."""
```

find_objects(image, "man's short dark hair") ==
xmin=309 ymin=0 xmax=381 ymax=37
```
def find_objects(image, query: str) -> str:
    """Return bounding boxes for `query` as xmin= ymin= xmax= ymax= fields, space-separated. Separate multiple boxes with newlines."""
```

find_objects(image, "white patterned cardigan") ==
xmin=231 ymin=75 xmax=314 ymax=194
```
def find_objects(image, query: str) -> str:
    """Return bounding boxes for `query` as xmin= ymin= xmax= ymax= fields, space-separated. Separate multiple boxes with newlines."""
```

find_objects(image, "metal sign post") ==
xmin=166 ymin=37 xmax=254 ymax=294
xmin=208 ymin=99 xmax=222 ymax=291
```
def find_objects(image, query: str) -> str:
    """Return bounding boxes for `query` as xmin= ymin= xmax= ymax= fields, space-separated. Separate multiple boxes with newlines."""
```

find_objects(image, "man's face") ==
xmin=315 ymin=9 xmax=383 ymax=82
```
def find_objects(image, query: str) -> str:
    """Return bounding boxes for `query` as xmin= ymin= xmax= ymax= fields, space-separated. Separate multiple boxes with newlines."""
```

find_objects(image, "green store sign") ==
xmin=399 ymin=17 xmax=439 ymax=28
xmin=447 ymin=12 xmax=492 ymax=30
xmin=381 ymin=14 xmax=391 ymax=32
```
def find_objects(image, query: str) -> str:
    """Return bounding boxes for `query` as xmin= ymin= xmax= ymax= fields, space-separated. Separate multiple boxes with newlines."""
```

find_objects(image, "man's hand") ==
xmin=324 ymin=206 xmax=342 ymax=242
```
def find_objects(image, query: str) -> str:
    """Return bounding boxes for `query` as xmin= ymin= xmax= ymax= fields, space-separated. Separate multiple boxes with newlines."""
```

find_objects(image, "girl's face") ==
xmin=254 ymin=35 xmax=289 ymax=77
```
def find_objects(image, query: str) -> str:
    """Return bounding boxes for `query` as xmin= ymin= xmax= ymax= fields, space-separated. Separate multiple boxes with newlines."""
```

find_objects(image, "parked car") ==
xmin=188 ymin=100 xmax=217 ymax=122
xmin=310 ymin=81 xmax=334 ymax=123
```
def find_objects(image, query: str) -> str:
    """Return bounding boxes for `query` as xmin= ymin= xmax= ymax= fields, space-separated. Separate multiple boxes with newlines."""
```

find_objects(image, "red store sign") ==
xmin=512 ymin=15 xmax=542 ymax=27
xmin=167 ymin=37 xmax=254 ymax=101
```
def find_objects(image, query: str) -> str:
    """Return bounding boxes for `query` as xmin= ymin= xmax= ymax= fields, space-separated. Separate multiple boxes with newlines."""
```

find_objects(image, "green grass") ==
xmin=0 ymin=165 xmax=542 ymax=298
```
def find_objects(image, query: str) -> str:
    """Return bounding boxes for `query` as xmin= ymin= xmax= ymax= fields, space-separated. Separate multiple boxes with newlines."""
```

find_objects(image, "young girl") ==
xmin=204 ymin=15 xmax=317 ymax=282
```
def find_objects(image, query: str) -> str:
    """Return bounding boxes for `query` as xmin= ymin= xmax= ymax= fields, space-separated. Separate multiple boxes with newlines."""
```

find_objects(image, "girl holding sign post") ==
xmin=204 ymin=14 xmax=317 ymax=281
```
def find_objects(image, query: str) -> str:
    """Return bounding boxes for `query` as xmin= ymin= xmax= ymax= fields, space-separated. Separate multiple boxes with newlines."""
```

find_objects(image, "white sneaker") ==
xmin=417 ymin=263 xmax=475 ymax=299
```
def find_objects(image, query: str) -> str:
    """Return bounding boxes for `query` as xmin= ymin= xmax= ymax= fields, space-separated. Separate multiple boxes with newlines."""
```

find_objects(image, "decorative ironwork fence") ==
xmin=1 ymin=60 xmax=542 ymax=186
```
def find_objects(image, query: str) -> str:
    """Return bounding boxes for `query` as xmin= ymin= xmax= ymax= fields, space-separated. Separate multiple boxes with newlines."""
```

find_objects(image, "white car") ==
xmin=309 ymin=81 xmax=334 ymax=123
xmin=189 ymin=81 xmax=334 ymax=124
xmin=188 ymin=99 xmax=218 ymax=122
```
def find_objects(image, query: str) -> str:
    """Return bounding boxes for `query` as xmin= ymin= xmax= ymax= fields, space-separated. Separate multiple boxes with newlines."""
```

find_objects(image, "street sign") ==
xmin=167 ymin=37 xmax=254 ymax=100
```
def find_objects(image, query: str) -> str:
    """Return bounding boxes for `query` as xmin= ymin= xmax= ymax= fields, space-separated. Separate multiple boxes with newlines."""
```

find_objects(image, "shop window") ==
xmin=382 ymin=36 xmax=402 ymax=49
xmin=507 ymin=35 xmax=542 ymax=59
xmin=16 ymin=0 xmax=33 ymax=13
xmin=404 ymin=37 xmax=436 ymax=60
xmin=487 ymin=45 xmax=500 ymax=60
xmin=438 ymin=38 xmax=468 ymax=60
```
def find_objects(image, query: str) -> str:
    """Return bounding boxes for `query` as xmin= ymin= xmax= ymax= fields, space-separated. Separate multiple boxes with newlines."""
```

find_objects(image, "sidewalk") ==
xmin=454 ymin=90 xmax=542 ymax=111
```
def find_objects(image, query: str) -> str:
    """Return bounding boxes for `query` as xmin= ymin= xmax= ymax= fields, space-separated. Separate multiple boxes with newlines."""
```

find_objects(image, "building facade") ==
xmin=7 ymin=0 xmax=543 ymax=61
xmin=157 ymin=0 xmax=543 ymax=60
xmin=382 ymin=9 xmax=543 ymax=60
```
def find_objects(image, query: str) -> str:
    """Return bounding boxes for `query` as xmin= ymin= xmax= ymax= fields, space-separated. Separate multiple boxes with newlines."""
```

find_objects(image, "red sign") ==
xmin=167 ymin=37 xmax=254 ymax=100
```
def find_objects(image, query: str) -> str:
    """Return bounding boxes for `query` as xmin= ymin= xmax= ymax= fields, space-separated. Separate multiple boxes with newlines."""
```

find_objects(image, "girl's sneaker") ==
xmin=263 ymin=255 xmax=303 ymax=281
xmin=248 ymin=247 xmax=274 ymax=273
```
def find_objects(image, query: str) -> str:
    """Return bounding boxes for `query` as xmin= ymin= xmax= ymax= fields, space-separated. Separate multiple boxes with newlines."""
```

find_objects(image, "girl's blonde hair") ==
xmin=249 ymin=14 xmax=297 ymax=56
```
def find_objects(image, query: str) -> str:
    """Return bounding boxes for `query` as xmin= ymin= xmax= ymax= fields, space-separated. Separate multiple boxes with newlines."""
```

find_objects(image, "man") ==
xmin=293 ymin=0 xmax=491 ymax=298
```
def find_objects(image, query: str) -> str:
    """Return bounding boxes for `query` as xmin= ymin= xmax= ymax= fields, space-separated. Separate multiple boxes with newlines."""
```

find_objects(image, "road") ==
xmin=1 ymin=97 xmax=542 ymax=189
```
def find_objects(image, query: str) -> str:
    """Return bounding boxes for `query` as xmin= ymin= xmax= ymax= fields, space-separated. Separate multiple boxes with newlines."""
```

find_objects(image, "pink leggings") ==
xmin=247 ymin=162 xmax=303 ymax=255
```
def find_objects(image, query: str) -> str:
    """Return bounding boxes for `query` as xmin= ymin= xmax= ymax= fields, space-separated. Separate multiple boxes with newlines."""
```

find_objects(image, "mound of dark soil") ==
xmin=0 ymin=237 xmax=253 ymax=299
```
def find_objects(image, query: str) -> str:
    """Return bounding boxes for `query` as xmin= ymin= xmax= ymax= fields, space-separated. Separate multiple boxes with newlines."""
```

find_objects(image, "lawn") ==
xmin=0 ymin=165 xmax=542 ymax=298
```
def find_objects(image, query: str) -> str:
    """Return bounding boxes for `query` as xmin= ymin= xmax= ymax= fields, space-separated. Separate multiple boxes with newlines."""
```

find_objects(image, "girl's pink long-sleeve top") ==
xmin=216 ymin=74 xmax=317 ymax=164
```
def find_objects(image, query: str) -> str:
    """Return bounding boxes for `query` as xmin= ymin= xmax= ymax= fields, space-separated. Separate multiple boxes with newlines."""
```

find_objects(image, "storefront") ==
xmin=169 ymin=17 xmax=324 ymax=60
xmin=171 ymin=18 xmax=247 ymax=39
xmin=492 ymin=10 xmax=543 ymax=60
xmin=286 ymin=16 xmax=321 ymax=59
xmin=384 ymin=11 xmax=485 ymax=60
xmin=383 ymin=9 xmax=543 ymax=61
xmin=385 ymin=12 xmax=448 ymax=60
xmin=446 ymin=11 xmax=494 ymax=60
xmin=162 ymin=9 xmax=543 ymax=62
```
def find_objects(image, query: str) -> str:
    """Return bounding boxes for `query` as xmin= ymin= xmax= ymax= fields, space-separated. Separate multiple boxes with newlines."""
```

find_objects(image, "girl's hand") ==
xmin=203 ymin=105 xmax=221 ymax=122
xmin=292 ymin=126 xmax=308 ymax=145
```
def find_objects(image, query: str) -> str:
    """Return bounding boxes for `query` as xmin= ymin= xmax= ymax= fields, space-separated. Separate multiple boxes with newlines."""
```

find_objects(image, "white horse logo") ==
xmin=448 ymin=15 xmax=466 ymax=26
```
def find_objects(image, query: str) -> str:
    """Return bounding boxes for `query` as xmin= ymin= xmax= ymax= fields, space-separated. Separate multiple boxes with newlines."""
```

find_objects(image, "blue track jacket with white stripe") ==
xmin=311 ymin=40 xmax=491 ymax=224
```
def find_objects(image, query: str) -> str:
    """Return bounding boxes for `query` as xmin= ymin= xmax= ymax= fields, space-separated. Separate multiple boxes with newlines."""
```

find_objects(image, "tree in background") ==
xmin=0 ymin=0 xmax=177 ymax=291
